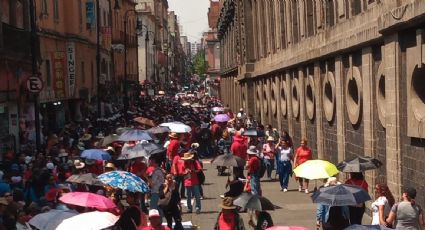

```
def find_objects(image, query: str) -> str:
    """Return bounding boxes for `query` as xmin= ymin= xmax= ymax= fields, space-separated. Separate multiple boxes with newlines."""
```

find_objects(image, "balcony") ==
xmin=0 ymin=23 xmax=32 ymax=60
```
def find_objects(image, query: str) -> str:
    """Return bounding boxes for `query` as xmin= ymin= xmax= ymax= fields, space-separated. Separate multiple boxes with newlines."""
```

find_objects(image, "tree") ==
xmin=192 ymin=50 xmax=208 ymax=77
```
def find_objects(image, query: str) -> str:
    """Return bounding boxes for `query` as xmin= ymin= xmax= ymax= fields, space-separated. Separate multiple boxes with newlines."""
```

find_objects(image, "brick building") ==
xmin=218 ymin=0 xmax=425 ymax=207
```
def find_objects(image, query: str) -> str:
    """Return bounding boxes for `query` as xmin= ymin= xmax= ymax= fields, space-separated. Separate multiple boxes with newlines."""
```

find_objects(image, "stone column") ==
xmin=299 ymin=68 xmax=306 ymax=139
xmin=276 ymin=74 xmax=283 ymax=132
xmin=267 ymin=77 xmax=273 ymax=124
xmin=314 ymin=62 xmax=324 ymax=159
xmin=384 ymin=34 xmax=402 ymax=199
xmin=335 ymin=56 xmax=346 ymax=163
xmin=362 ymin=47 xmax=377 ymax=190
xmin=286 ymin=71 xmax=294 ymax=136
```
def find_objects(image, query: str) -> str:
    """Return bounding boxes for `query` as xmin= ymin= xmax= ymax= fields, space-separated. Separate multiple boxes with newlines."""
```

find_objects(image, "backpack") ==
xmin=257 ymin=156 xmax=267 ymax=178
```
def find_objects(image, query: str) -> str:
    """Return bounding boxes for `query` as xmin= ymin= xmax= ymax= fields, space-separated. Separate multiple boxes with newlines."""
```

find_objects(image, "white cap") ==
xmin=25 ymin=156 xmax=32 ymax=164
xmin=46 ymin=162 xmax=54 ymax=170
xmin=148 ymin=209 xmax=160 ymax=218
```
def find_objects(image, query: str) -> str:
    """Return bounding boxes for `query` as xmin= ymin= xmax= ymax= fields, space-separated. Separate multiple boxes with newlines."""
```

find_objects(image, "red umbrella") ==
xmin=59 ymin=192 xmax=116 ymax=210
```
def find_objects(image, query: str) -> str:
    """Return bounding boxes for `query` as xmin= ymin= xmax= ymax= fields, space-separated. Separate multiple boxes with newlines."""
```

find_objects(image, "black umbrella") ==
xmin=311 ymin=184 xmax=371 ymax=206
xmin=212 ymin=154 xmax=245 ymax=167
xmin=66 ymin=173 xmax=104 ymax=186
xmin=337 ymin=156 xmax=383 ymax=172
xmin=233 ymin=192 xmax=275 ymax=211
xmin=147 ymin=126 xmax=171 ymax=134
xmin=118 ymin=142 xmax=165 ymax=160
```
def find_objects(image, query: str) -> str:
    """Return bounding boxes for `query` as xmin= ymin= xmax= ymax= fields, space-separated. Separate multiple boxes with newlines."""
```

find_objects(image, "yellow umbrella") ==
xmin=293 ymin=160 xmax=339 ymax=180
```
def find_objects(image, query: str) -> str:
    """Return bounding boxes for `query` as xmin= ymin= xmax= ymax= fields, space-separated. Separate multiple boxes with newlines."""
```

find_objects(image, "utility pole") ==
xmin=29 ymin=0 xmax=41 ymax=151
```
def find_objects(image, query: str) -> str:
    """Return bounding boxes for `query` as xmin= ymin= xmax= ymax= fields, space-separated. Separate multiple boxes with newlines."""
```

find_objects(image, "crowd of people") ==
xmin=0 ymin=92 xmax=424 ymax=230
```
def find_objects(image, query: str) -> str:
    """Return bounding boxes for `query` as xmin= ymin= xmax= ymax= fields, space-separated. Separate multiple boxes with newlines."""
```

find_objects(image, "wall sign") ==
xmin=66 ymin=42 xmax=76 ymax=97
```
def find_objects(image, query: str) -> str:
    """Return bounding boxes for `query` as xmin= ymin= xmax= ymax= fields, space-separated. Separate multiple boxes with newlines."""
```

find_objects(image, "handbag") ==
xmin=158 ymin=186 xmax=172 ymax=208
xmin=198 ymin=170 xmax=205 ymax=185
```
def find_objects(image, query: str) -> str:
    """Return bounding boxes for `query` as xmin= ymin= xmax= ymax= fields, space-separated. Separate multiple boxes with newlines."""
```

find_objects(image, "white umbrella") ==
xmin=212 ymin=106 xmax=225 ymax=112
xmin=29 ymin=209 xmax=78 ymax=230
xmin=160 ymin=121 xmax=192 ymax=133
xmin=56 ymin=211 xmax=119 ymax=230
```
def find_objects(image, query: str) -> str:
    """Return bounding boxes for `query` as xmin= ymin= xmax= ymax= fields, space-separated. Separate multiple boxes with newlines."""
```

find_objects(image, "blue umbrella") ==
xmin=118 ymin=129 xmax=154 ymax=141
xmin=81 ymin=149 xmax=111 ymax=160
xmin=311 ymin=184 xmax=371 ymax=206
xmin=97 ymin=171 xmax=150 ymax=193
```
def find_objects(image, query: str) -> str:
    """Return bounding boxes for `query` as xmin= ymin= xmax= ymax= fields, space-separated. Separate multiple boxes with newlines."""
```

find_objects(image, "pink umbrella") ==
xmin=214 ymin=114 xmax=230 ymax=122
xmin=59 ymin=192 xmax=116 ymax=210
xmin=266 ymin=227 xmax=310 ymax=230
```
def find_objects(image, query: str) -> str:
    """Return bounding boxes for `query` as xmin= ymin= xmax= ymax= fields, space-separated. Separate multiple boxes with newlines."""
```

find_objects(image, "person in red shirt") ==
xmin=231 ymin=134 xmax=248 ymax=161
xmin=171 ymin=154 xmax=186 ymax=198
xmin=182 ymin=152 xmax=202 ymax=214
xmin=246 ymin=146 xmax=261 ymax=195
xmin=294 ymin=138 xmax=313 ymax=194
xmin=130 ymin=158 xmax=147 ymax=180
xmin=345 ymin=172 xmax=369 ymax=225
xmin=166 ymin=133 xmax=180 ymax=171
xmin=214 ymin=197 xmax=245 ymax=230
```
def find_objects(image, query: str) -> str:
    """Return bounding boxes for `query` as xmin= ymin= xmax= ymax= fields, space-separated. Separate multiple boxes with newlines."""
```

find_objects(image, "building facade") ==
xmin=218 ymin=0 xmax=425 ymax=206
xmin=204 ymin=0 xmax=221 ymax=97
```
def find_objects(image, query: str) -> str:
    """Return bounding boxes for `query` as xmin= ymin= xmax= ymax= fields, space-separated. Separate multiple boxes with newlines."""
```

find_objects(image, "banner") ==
xmin=102 ymin=27 xmax=112 ymax=49
xmin=86 ymin=1 xmax=95 ymax=29
xmin=66 ymin=42 xmax=76 ymax=97
xmin=52 ymin=51 xmax=66 ymax=99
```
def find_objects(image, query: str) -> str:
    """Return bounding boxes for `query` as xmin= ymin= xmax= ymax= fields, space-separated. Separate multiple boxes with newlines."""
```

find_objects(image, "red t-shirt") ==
xmin=345 ymin=178 xmax=368 ymax=191
xmin=218 ymin=212 xmax=235 ymax=230
xmin=171 ymin=155 xmax=185 ymax=175
xmin=295 ymin=147 xmax=312 ymax=165
xmin=167 ymin=139 xmax=180 ymax=160
xmin=231 ymin=137 xmax=248 ymax=161
xmin=183 ymin=160 xmax=202 ymax=187
xmin=130 ymin=161 xmax=147 ymax=178
xmin=247 ymin=156 xmax=260 ymax=174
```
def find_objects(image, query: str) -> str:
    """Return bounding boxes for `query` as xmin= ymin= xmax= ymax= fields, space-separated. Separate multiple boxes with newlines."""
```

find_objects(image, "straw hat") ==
xmin=266 ymin=136 xmax=274 ymax=142
xmin=247 ymin=146 xmax=259 ymax=155
xmin=79 ymin=134 xmax=92 ymax=141
xmin=95 ymin=132 xmax=105 ymax=139
xmin=0 ymin=198 xmax=8 ymax=206
xmin=324 ymin=177 xmax=341 ymax=187
xmin=219 ymin=197 xmax=236 ymax=209
xmin=105 ymin=146 xmax=115 ymax=152
xmin=74 ymin=160 xmax=85 ymax=169
xmin=169 ymin=132 xmax=179 ymax=139
xmin=181 ymin=152 xmax=194 ymax=160
xmin=105 ymin=162 xmax=116 ymax=169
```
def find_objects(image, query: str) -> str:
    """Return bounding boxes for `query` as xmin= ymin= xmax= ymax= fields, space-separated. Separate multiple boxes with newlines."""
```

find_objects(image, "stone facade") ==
xmin=218 ymin=0 xmax=425 ymax=207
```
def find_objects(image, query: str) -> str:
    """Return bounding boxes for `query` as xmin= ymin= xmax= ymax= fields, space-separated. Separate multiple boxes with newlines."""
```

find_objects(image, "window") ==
xmin=81 ymin=61 xmax=85 ymax=84
xmin=41 ymin=0 xmax=48 ymax=15
xmin=53 ymin=0 xmax=59 ymax=21
xmin=45 ymin=60 xmax=52 ymax=87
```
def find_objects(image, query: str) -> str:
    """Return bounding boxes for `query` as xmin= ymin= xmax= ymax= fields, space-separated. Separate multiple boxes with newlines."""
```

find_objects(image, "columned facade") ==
xmin=218 ymin=0 xmax=425 ymax=206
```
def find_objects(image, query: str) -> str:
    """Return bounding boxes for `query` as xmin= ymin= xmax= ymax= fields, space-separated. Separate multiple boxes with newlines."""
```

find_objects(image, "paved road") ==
xmin=180 ymin=160 xmax=372 ymax=229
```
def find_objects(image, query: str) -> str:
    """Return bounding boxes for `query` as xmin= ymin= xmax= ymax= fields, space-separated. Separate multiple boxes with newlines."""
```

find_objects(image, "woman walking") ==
xmin=386 ymin=187 xmax=425 ymax=229
xmin=345 ymin=172 xmax=368 ymax=225
xmin=294 ymin=138 xmax=312 ymax=193
xmin=262 ymin=136 xmax=276 ymax=180
xmin=371 ymin=183 xmax=395 ymax=226
xmin=276 ymin=140 xmax=293 ymax=192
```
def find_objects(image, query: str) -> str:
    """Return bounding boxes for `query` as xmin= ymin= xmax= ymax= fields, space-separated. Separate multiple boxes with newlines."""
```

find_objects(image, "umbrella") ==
xmin=293 ymin=160 xmax=339 ymax=180
xmin=311 ymin=184 xmax=371 ymax=206
xmin=118 ymin=142 xmax=165 ymax=160
xmin=59 ymin=192 xmax=116 ymax=210
xmin=191 ymin=103 xmax=206 ymax=108
xmin=212 ymin=106 xmax=225 ymax=112
xmin=337 ymin=156 xmax=383 ymax=172
xmin=214 ymin=114 xmax=231 ymax=122
xmin=116 ymin=127 xmax=132 ymax=135
xmin=29 ymin=209 xmax=78 ymax=230
xmin=97 ymin=170 xmax=150 ymax=193
xmin=118 ymin=129 xmax=154 ymax=141
xmin=242 ymin=128 xmax=258 ymax=137
xmin=81 ymin=149 xmax=111 ymax=161
xmin=344 ymin=225 xmax=393 ymax=230
xmin=160 ymin=121 xmax=192 ymax=133
xmin=66 ymin=173 xmax=103 ymax=186
xmin=266 ymin=227 xmax=310 ymax=230
xmin=234 ymin=192 xmax=275 ymax=211
xmin=147 ymin=126 xmax=171 ymax=134
xmin=212 ymin=154 xmax=245 ymax=167
xmin=133 ymin=117 xmax=156 ymax=127
xmin=98 ymin=134 xmax=119 ymax=147
xmin=56 ymin=211 xmax=119 ymax=230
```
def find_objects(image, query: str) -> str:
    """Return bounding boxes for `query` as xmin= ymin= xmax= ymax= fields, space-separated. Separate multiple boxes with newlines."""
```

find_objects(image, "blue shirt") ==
xmin=0 ymin=180 xmax=11 ymax=196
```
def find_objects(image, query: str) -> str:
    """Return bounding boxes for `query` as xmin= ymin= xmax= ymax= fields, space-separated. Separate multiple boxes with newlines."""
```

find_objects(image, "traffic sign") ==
xmin=26 ymin=76 xmax=43 ymax=93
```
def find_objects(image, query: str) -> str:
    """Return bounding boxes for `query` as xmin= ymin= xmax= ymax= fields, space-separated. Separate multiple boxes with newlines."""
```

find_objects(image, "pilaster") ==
xmin=314 ymin=62 xmax=324 ymax=159
xmin=335 ymin=56 xmax=346 ymax=163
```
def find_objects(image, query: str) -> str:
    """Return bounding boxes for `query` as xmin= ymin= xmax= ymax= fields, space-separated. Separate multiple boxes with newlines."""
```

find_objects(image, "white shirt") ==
xmin=371 ymin=196 xmax=391 ymax=225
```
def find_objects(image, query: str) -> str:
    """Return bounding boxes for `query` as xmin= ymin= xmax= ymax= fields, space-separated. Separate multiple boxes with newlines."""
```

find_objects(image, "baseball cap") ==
xmin=148 ymin=209 xmax=160 ymax=218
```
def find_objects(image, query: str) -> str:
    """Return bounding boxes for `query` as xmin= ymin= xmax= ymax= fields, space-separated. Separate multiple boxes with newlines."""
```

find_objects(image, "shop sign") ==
xmin=26 ymin=75 xmax=44 ymax=93
xmin=52 ymin=51 xmax=67 ymax=99
xmin=66 ymin=42 xmax=76 ymax=97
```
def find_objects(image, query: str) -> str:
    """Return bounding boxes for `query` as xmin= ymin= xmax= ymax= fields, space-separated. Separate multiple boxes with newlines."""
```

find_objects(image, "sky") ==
xmin=168 ymin=0 xmax=211 ymax=43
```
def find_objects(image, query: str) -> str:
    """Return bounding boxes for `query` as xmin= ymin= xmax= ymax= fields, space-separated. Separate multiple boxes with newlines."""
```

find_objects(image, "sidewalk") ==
xmin=181 ymin=160 xmax=372 ymax=229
